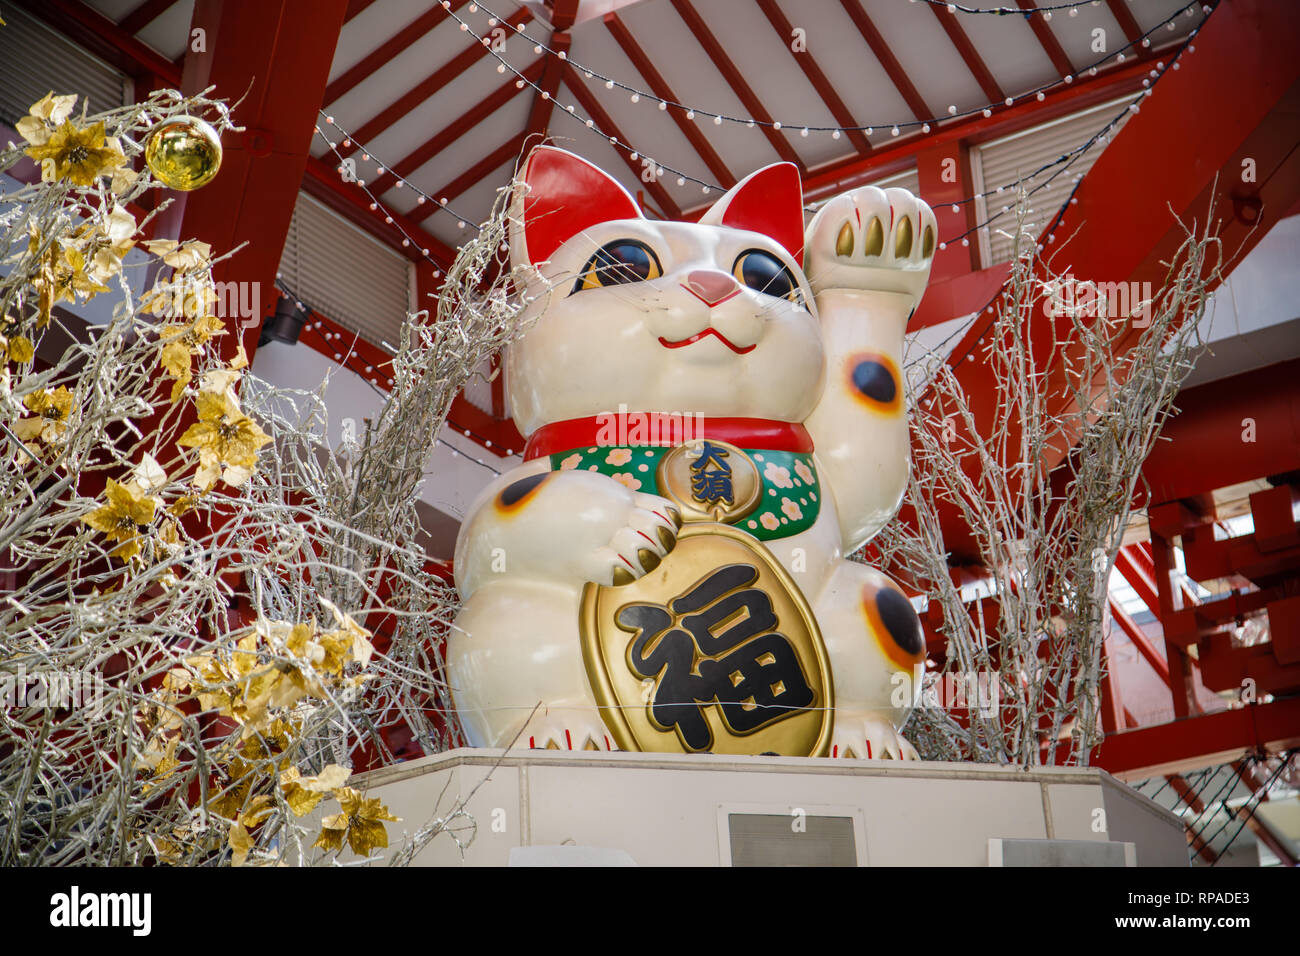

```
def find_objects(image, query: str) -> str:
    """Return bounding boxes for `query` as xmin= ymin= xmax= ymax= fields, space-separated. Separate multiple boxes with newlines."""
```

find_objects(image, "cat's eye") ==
xmin=732 ymin=249 xmax=804 ymax=306
xmin=574 ymin=240 xmax=662 ymax=293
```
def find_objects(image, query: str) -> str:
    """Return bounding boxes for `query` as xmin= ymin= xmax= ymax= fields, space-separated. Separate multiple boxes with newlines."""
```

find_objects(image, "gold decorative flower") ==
xmin=314 ymin=787 xmax=399 ymax=857
xmin=280 ymin=764 xmax=351 ymax=817
xmin=25 ymin=120 xmax=127 ymax=188
xmin=0 ymin=316 xmax=34 ymax=365
xmin=82 ymin=477 xmax=158 ymax=560
xmin=176 ymin=389 xmax=272 ymax=490
xmin=69 ymin=204 xmax=136 ymax=284
xmin=15 ymin=92 xmax=77 ymax=147
xmin=14 ymin=385 xmax=74 ymax=444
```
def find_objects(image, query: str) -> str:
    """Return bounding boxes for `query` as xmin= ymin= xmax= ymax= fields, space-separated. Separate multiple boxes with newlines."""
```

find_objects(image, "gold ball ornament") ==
xmin=144 ymin=117 xmax=222 ymax=191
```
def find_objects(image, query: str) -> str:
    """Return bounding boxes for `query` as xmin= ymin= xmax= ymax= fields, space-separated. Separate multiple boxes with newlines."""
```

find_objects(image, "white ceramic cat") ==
xmin=448 ymin=146 xmax=937 ymax=759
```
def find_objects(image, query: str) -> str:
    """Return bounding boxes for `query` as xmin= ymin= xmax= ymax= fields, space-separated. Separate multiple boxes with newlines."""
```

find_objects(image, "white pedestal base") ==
xmin=332 ymin=748 xmax=1187 ymax=867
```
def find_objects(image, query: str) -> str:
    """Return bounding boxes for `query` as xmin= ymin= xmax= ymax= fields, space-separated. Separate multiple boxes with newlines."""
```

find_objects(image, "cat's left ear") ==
xmin=698 ymin=163 xmax=805 ymax=266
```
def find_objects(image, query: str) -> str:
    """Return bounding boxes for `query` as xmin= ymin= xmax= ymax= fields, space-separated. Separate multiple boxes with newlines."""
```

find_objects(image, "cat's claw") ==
xmin=830 ymin=711 xmax=920 ymax=760
xmin=804 ymin=185 xmax=937 ymax=303
xmin=521 ymin=712 xmax=617 ymax=752
xmin=596 ymin=492 xmax=679 ymax=586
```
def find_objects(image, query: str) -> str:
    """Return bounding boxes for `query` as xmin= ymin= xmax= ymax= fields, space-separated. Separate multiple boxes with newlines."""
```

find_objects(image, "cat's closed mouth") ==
xmin=657 ymin=328 xmax=756 ymax=355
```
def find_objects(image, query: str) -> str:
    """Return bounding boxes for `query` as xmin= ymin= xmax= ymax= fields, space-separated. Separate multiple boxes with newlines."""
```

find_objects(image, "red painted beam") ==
xmin=1097 ymin=697 xmax=1300 ymax=780
xmin=1116 ymin=544 xmax=1161 ymax=615
xmin=1109 ymin=597 xmax=1172 ymax=685
xmin=409 ymin=135 xmax=525 ymax=225
xmin=119 ymin=0 xmax=177 ymax=35
xmin=1105 ymin=0 xmax=1153 ymax=60
xmin=754 ymin=0 xmax=872 ymax=155
xmin=164 ymin=0 xmax=349 ymax=366
xmin=344 ymin=0 xmax=378 ymax=23
xmin=368 ymin=61 xmax=543 ymax=197
xmin=1142 ymin=359 xmax=1300 ymax=507
xmin=928 ymin=2 xmax=1005 ymax=103
xmin=669 ymin=0 xmax=804 ymax=172
xmin=839 ymin=0 xmax=933 ymax=122
xmin=1016 ymin=0 xmax=1076 ymax=79
xmin=917 ymin=142 xmax=980 ymax=279
xmin=323 ymin=0 xmax=469 ymax=106
xmin=341 ymin=6 xmax=533 ymax=160
xmin=1151 ymin=532 xmax=1202 ymax=718
xmin=603 ymin=13 xmax=735 ymax=188
xmin=521 ymin=31 xmax=570 ymax=151
xmin=564 ymin=66 xmax=683 ymax=220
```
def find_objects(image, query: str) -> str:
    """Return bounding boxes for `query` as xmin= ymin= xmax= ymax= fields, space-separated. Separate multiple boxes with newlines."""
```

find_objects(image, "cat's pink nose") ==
xmin=682 ymin=270 xmax=741 ymax=307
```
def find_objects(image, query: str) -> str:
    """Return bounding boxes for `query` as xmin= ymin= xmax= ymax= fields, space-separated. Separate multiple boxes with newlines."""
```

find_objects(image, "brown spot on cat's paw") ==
xmin=495 ymin=472 xmax=550 ymax=513
xmin=845 ymin=351 xmax=902 ymax=415
xmin=862 ymin=581 xmax=925 ymax=671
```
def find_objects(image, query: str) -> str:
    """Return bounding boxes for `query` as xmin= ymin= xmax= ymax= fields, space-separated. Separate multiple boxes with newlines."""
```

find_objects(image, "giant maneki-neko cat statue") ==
xmin=448 ymin=145 xmax=937 ymax=760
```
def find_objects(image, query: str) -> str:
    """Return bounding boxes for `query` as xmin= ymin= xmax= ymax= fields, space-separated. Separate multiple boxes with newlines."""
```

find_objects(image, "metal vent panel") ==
xmin=0 ymin=5 xmax=131 ymax=127
xmin=278 ymin=192 xmax=413 ymax=350
xmin=973 ymin=95 xmax=1134 ymax=266
xmin=727 ymin=813 xmax=857 ymax=867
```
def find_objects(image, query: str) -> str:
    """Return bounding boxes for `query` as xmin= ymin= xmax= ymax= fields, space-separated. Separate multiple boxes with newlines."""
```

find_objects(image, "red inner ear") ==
xmin=718 ymin=164 xmax=805 ymax=265
xmin=519 ymin=147 xmax=641 ymax=264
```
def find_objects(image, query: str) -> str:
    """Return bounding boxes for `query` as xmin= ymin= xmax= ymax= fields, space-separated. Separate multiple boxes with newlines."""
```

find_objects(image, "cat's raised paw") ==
xmin=829 ymin=711 xmax=920 ymax=760
xmin=804 ymin=185 xmax=937 ymax=302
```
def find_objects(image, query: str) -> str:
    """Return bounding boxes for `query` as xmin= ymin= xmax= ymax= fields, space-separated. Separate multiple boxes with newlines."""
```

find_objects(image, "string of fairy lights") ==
xmin=314 ymin=0 xmax=1209 ymax=256
xmin=298 ymin=0 xmax=1210 ymax=437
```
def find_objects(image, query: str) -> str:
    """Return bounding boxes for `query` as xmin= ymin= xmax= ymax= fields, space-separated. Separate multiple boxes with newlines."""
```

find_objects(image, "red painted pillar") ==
xmin=161 ymin=0 xmax=349 ymax=364
xmin=917 ymin=142 xmax=980 ymax=282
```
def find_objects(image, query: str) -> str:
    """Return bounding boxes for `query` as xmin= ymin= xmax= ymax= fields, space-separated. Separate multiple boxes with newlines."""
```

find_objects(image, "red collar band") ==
xmin=524 ymin=413 xmax=813 ymax=460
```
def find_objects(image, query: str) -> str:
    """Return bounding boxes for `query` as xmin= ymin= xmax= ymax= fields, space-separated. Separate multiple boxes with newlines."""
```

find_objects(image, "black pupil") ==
xmin=594 ymin=243 xmax=653 ymax=284
xmin=739 ymin=252 xmax=795 ymax=299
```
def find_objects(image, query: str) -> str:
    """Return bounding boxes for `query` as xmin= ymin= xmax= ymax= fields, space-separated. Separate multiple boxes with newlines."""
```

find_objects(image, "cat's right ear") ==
xmin=510 ymin=146 xmax=642 ymax=275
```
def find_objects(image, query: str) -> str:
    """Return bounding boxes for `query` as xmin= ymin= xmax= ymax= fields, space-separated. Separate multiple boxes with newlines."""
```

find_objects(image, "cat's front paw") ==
xmin=804 ymin=186 xmax=937 ymax=302
xmin=830 ymin=711 xmax=920 ymax=760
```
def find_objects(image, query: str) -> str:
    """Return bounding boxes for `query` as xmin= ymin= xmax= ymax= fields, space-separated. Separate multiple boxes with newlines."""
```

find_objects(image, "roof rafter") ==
xmin=368 ymin=60 xmax=543 ymax=196
xmin=521 ymin=30 xmax=571 ymax=150
xmin=838 ymin=0 xmax=934 ymax=122
xmin=563 ymin=65 xmax=684 ymax=220
xmin=343 ymin=0 xmax=378 ymax=24
xmin=118 ymin=0 xmax=177 ymax=35
xmin=669 ymin=0 xmax=805 ymax=173
xmin=754 ymin=0 xmax=872 ymax=155
xmin=410 ymin=135 xmax=526 ymax=225
xmin=928 ymin=2 xmax=1005 ymax=103
xmin=603 ymin=12 xmax=736 ymax=188
xmin=341 ymin=6 xmax=533 ymax=160
xmin=323 ymin=0 xmax=470 ymax=106
xmin=1016 ymin=0 xmax=1076 ymax=78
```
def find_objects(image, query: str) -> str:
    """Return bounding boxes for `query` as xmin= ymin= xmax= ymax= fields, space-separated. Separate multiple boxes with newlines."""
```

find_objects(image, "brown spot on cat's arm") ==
xmin=494 ymin=472 xmax=552 ymax=514
xmin=862 ymin=582 xmax=926 ymax=672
